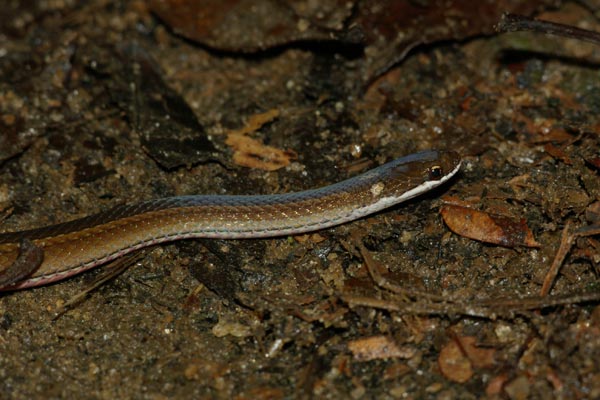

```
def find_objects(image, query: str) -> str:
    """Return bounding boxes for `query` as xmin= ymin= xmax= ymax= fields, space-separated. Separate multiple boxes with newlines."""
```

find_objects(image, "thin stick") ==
xmin=356 ymin=241 xmax=445 ymax=302
xmin=496 ymin=13 xmax=600 ymax=46
xmin=343 ymin=291 xmax=600 ymax=319
xmin=540 ymin=222 xmax=600 ymax=296
xmin=53 ymin=251 xmax=146 ymax=319
xmin=541 ymin=222 xmax=574 ymax=296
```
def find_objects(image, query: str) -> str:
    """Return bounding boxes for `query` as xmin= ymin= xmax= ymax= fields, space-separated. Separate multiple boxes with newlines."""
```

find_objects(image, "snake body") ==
xmin=0 ymin=150 xmax=460 ymax=289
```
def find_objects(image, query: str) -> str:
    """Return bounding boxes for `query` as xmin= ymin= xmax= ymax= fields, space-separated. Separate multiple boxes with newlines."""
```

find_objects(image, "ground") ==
xmin=0 ymin=1 xmax=599 ymax=398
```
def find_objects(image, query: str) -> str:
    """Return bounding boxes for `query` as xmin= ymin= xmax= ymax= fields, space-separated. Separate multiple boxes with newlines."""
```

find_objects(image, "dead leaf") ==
xmin=544 ymin=143 xmax=572 ymax=165
xmin=225 ymin=109 xmax=297 ymax=171
xmin=438 ymin=339 xmax=473 ymax=383
xmin=455 ymin=336 xmax=496 ymax=369
xmin=228 ymin=109 xmax=280 ymax=136
xmin=151 ymin=0 xmax=556 ymax=84
xmin=441 ymin=204 xmax=541 ymax=248
xmin=585 ymin=201 xmax=600 ymax=223
xmin=585 ymin=156 xmax=600 ymax=170
xmin=347 ymin=336 xmax=416 ymax=361
xmin=486 ymin=373 xmax=509 ymax=396
xmin=212 ymin=319 xmax=252 ymax=338
xmin=294 ymin=233 xmax=327 ymax=244
xmin=150 ymin=0 xmax=354 ymax=52
xmin=357 ymin=0 xmax=557 ymax=82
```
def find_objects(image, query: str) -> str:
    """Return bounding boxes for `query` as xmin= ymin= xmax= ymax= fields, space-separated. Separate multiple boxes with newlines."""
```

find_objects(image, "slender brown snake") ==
xmin=0 ymin=150 xmax=461 ymax=290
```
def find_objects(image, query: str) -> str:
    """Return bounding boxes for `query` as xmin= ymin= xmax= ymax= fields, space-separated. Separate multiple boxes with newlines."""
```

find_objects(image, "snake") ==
xmin=0 ymin=150 xmax=461 ymax=290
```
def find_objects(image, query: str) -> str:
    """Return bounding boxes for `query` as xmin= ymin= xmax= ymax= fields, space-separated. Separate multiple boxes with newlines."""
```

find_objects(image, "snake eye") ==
xmin=428 ymin=165 xmax=443 ymax=180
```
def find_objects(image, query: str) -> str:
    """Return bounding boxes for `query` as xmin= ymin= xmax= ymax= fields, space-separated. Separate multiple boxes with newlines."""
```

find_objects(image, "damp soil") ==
xmin=0 ymin=1 xmax=599 ymax=399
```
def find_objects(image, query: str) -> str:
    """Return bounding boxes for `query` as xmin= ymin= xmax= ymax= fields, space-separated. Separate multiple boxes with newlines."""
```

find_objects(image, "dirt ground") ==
xmin=0 ymin=1 xmax=599 ymax=398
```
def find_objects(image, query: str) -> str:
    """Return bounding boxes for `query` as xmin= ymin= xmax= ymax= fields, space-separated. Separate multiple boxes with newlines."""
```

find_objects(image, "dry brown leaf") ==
xmin=225 ymin=109 xmax=296 ymax=171
xmin=486 ymin=373 xmax=509 ymax=396
xmin=438 ymin=339 xmax=473 ymax=383
xmin=228 ymin=109 xmax=280 ymax=136
xmin=544 ymin=143 xmax=572 ymax=165
xmin=586 ymin=201 xmax=600 ymax=223
xmin=586 ymin=156 xmax=600 ymax=170
xmin=456 ymin=336 xmax=496 ymax=369
xmin=226 ymin=134 xmax=296 ymax=171
xmin=150 ymin=0 xmax=353 ymax=52
xmin=441 ymin=205 xmax=540 ymax=248
xmin=347 ymin=336 xmax=415 ymax=362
